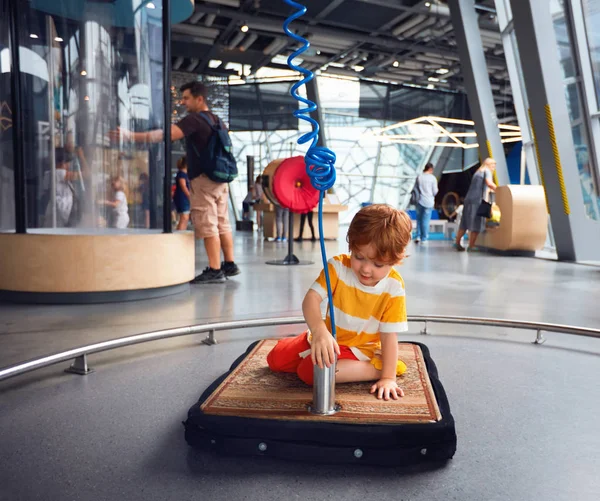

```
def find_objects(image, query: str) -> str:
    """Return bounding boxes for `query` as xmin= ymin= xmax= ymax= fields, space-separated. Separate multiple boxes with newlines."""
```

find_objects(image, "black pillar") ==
xmin=246 ymin=155 xmax=254 ymax=192
xmin=306 ymin=78 xmax=327 ymax=148
xmin=8 ymin=0 xmax=26 ymax=233
xmin=162 ymin=0 xmax=172 ymax=233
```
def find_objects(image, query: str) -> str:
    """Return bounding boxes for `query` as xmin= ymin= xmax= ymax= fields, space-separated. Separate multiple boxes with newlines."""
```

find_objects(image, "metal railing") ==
xmin=1 ymin=315 xmax=599 ymax=382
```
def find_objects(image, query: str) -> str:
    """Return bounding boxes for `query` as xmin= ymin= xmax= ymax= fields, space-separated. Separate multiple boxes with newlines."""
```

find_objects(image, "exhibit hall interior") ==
xmin=0 ymin=1 xmax=599 ymax=500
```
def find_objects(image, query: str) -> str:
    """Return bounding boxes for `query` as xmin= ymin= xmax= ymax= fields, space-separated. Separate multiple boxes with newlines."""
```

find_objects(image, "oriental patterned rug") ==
xmin=200 ymin=339 xmax=441 ymax=424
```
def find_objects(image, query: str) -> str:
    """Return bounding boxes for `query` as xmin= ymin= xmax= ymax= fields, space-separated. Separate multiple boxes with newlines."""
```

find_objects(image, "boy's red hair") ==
xmin=346 ymin=204 xmax=412 ymax=264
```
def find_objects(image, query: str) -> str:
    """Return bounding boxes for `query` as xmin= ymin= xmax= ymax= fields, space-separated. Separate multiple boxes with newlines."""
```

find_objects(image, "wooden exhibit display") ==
xmin=0 ymin=231 xmax=195 ymax=295
xmin=477 ymin=185 xmax=548 ymax=252
xmin=254 ymin=200 xmax=348 ymax=240
xmin=258 ymin=157 xmax=347 ymax=240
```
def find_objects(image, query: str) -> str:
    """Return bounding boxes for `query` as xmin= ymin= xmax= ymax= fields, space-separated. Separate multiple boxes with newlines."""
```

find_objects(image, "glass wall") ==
xmin=551 ymin=0 xmax=600 ymax=220
xmin=12 ymin=0 xmax=167 ymax=232
xmin=228 ymin=76 xmax=440 ymax=224
xmin=0 ymin=0 xmax=15 ymax=231
xmin=581 ymin=0 xmax=600 ymax=105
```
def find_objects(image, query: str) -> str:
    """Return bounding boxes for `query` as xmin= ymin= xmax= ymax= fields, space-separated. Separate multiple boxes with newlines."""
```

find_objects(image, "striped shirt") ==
xmin=310 ymin=254 xmax=408 ymax=361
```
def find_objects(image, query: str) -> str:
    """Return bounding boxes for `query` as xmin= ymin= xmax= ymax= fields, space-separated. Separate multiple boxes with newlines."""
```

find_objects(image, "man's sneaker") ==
xmin=414 ymin=238 xmax=420 ymax=244
xmin=191 ymin=267 xmax=226 ymax=284
xmin=221 ymin=261 xmax=241 ymax=277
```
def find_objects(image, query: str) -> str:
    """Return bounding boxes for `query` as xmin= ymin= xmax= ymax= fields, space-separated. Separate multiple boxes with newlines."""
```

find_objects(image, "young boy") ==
xmin=267 ymin=204 xmax=412 ymax=401
xmin=173 ymin=157 xmax=191 ymax=230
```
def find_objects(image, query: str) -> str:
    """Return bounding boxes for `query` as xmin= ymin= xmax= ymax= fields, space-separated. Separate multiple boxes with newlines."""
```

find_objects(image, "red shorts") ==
xmin=266 ymin=331 xmax=359 ymax=385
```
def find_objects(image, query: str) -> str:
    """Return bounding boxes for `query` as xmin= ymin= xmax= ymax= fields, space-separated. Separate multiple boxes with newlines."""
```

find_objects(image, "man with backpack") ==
xmin=109 ymin=81 xmax=240 ymax=284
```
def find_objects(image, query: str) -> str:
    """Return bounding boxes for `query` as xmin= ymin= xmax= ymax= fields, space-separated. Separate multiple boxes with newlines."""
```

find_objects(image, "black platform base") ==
xmin=184 ymin=341 xmax=457 ymax=467
xmin=184 ymin=423 xmax=454 ymax=466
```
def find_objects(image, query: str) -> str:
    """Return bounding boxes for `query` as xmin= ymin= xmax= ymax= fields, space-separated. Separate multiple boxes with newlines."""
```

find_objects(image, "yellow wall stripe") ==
xmin=528 ymin=108 xmax=550 ymax=214
xmin=544 ymin=104 xmax=570 ymax=215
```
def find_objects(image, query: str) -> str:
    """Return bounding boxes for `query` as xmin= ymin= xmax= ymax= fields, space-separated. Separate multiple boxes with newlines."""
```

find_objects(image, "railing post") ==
xmin=421 ymin=320 xmax=428 ymax=335
xmin=532 ymin=329 xmax=546 ymax=345
xmin=201 ymin=329 xmax=217 ymax=346
xmin=64 ymin=354 xmax=94 ymax=375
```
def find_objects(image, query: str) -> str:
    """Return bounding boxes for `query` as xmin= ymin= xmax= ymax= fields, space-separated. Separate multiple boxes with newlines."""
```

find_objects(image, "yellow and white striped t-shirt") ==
xmin=310 ymin=254 xmax=408 ymax=361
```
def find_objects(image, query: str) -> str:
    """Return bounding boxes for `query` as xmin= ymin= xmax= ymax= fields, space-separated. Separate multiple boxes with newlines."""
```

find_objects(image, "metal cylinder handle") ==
xmin=309 ymin=357 xmax=339 ymax=415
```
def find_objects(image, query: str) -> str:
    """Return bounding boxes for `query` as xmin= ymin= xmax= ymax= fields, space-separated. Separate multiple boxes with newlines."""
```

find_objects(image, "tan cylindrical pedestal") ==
xmin=477 ymin=185 xmax=548 ymax=252
xmin=261 ymin=158 xmax=285 ymax=206
xmin=0 ymin=231 xmax=195 ymax=302
xmin=254 ymin=203 xmax=347 ymax=240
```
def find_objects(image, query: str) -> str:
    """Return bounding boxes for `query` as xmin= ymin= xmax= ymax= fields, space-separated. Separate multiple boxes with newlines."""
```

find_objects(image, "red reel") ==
xmin=264 ymin=156 xmax=319 ymax=213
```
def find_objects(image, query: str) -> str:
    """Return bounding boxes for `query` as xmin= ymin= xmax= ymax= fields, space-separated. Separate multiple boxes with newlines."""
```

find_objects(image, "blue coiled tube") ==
xmin=283 ymin=0 xmax=337 ymax=339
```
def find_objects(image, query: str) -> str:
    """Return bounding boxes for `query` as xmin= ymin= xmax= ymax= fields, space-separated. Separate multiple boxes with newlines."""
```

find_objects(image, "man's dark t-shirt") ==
xmin=176 ymin=111 xmax=218 ymax=181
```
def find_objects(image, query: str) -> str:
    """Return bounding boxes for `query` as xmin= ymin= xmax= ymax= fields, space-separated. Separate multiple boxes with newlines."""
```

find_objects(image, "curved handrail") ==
xmin=409 ymin=315 xmax=600 ymax=338
xmin=0 ymin=315 xmax=598 ymax=382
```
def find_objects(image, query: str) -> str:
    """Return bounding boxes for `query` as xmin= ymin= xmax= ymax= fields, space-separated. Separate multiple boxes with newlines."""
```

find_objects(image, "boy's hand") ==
xmin=310 ymin=327 xmax=340 ymax=369
xmin=370 ymin=378 xmax=404 ymax=400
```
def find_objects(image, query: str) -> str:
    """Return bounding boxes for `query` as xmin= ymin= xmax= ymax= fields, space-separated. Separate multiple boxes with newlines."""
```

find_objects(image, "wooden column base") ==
xmin=0 ymin=231 xmax=195 ymax=302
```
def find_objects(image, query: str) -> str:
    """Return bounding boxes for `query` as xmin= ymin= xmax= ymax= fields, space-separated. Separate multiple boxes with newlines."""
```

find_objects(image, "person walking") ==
xmin=414 ymin=163 xmax=438 ymax=245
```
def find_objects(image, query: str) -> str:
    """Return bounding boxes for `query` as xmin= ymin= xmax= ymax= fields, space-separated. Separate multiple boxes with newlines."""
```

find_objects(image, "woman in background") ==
xmin=454 ymin=157 xmax=497 ymax=252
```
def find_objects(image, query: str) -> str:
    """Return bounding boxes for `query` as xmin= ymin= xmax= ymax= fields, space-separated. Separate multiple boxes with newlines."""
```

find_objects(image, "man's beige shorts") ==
xmin=190 ymin=174 xmax=232 ymax=239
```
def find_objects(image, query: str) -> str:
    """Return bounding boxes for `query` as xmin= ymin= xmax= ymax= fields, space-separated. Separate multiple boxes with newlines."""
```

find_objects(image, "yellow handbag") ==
xmin=487 ymin=202 xmax=501 ymax=227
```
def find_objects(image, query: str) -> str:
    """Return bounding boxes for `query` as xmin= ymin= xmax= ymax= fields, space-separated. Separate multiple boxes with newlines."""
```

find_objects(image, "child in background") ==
xmin=137 ymin=172 xmax=150 ymax=228
xmin=242 ymin=175 xmax=265 ymax=222
xmin=274 ymin=206 xmax=289 ymax=242
xmin=253 ymin=175 xmax=265 ymax=229
xmin=105 ymin=175 xmax=130 ymax=229
xmin=242 ymin=186 xmax=254 ymax=221
xmin=173 ymin=157 xmax=191 ymax=230
xmin=51 ymin=147 xmax=77 ymax=227
xmin=267 ymin=204 xmax=412 ymax=400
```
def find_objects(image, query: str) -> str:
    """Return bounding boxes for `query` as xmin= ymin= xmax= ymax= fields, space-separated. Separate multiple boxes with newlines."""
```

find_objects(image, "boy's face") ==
xmin=350 ymin=243 xmax=394 ymax=287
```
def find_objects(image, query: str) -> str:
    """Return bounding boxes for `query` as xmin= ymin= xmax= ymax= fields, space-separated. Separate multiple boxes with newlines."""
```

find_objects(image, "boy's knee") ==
xmin=266 ymin=348 xmax=283 ymax=372
xmin=296 ymin=359 xmax=314 ymax=386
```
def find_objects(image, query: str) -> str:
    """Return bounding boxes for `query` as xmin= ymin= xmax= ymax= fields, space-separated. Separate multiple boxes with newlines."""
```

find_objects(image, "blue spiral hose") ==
xmin=283 ymin=0 xmax=337 ymax=339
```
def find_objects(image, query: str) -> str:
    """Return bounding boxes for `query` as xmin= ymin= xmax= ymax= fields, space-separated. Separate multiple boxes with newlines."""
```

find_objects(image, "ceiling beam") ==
xmin=196 ymin=19 xmax=239 ymax=74
xmin=190 ymin=4 xmax=462 ymax=59
xmin=311 ymin=0 xmax=346 ymax=22
xmin=354 ymin=0 xmax=425 ymax=14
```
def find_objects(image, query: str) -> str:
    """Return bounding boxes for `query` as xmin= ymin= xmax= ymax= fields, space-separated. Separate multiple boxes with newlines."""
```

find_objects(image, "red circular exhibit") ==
xmin=272 ymin=156 xmax=319 ymax=213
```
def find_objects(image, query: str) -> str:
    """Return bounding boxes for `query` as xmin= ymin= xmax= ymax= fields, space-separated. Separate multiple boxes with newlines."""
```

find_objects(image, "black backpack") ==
xmin=409 ymin=176 xmax=420 ymax=206
xmin=191 ymin=112 xmax=238 ymax=183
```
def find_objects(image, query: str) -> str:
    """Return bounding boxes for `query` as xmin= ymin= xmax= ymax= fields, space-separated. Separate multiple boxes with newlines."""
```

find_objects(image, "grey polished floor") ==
xmin=1 ymin=231 xmax=599 ymax=501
